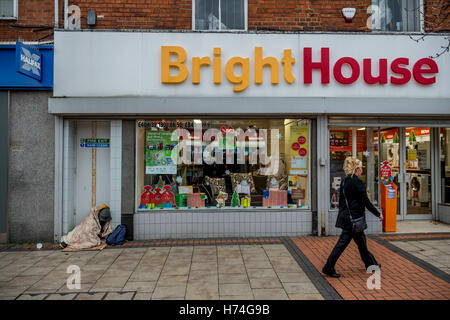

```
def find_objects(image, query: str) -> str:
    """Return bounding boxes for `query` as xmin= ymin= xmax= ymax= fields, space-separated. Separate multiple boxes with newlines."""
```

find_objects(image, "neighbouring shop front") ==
xmin=49 ymin=30 xmax=450 ymax=241
xmin=0 ymin=42 xmax=54 ymax=243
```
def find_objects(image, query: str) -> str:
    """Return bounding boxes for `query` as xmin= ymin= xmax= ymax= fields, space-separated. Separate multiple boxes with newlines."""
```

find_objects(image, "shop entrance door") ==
xmin=379 ymin=127 xmax=433 ymax=220
xmin=75 ymin=120 xmax=111 ymax=225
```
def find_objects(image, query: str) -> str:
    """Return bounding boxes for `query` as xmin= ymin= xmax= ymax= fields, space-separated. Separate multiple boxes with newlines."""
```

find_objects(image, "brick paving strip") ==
xmin=291 ymin=236 xmax=450 ymax=300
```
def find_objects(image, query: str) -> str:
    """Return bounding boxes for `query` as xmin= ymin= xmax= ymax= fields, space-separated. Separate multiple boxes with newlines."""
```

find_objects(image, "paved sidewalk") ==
xmin=0 ymin=243 xmax=323 ymax=300
xmin=1 ymin=235 xmax=449 ymax=300
xmin=291 ymin=236 xmax=450 ymax=300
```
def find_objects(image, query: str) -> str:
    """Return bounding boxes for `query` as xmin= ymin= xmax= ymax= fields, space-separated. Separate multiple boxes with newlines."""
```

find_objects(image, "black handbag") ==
xmin=342 ymin=180 xmax=367 ymax=233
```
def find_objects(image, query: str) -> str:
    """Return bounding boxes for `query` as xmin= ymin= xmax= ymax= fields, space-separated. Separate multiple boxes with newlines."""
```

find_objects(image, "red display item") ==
xmin=140 ymin=186 xmax=154 ymax=206
xmin=297 ymin=136 xmax=306 ymax=145
xmin=291 ymin=142 xmax=300 ymax=151
xmin=262 ymin=190 xmax=288 ymax=207
xmin=160 ymin=185 xmax=176 ymax=207
xmin=153 ymin=187 xmax=163 ymax=206
xmin=298 ymin=148 xmax=307 ymax=157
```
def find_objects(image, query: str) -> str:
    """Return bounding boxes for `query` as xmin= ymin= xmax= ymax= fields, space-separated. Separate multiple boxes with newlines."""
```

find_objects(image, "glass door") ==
xmin=379 ymin=128 xmax=402 ymax=219
xmin=404 ymin=127 xmax=433 ymax=219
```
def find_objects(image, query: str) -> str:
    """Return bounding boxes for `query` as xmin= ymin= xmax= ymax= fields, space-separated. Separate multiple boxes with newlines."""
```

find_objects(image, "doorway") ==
xmin=379 ymin=127 xmax=433 ymax=220
xmin=74 ymin=120 xmax=111 ymax=225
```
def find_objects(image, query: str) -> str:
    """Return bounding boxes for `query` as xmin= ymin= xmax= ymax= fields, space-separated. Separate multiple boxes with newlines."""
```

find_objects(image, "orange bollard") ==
xmin=381 ymin=182 xmax=397 ymax=232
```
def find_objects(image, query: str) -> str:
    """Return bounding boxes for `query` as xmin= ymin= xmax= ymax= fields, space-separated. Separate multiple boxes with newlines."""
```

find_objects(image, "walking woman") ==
xmin=322 ymin=157 xmax=384 ymax=278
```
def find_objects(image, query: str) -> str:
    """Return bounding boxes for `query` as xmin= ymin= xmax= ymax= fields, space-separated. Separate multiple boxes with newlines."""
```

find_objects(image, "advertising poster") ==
xmin=290 ymin=125 xmax=308 ymax=173
xmin=145 ymin=130 xmax=177 ymax=174
xmin=329 ymin=130 xmax=351 ymax=152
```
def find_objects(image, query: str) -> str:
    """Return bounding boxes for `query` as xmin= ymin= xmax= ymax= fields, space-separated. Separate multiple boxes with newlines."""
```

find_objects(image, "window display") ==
xmin=440 ymin=128 xmax=450 ymax=204
xmin=136 ymin=119 xmax=311 ymax=210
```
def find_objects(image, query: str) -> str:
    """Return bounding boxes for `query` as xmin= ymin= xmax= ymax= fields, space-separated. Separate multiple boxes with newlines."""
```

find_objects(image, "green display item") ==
xmin=175 ymin=194 xmax=187 ymax=207
xmin=231 ymin=190 xmax=240 ymax=207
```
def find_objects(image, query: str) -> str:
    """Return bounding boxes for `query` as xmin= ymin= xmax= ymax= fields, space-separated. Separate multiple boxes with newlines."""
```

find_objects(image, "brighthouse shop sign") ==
xmin=161 ymin=46 xmax=439 ymax=92
xmin=16 ymin=42 xmax=42 ymax=81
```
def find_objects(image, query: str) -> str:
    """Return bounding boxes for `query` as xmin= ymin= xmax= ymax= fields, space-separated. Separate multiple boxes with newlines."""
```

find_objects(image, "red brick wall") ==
xmin=71 ymin=0 xmax=191 ymax=30
xmin=248 ymin=0 xmax=371 ymax=32
xmin=0 ymin=1 xmax=448 ymax=42
xmin=424 ymin=0 xmax=450 ymax=32
xmin=0 ymin=0 xmax=63 ymax=42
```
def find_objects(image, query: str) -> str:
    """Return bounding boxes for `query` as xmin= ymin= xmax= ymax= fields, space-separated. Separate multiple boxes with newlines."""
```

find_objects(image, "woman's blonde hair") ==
xmin=343 ymin=157 xmax=362 ymax=176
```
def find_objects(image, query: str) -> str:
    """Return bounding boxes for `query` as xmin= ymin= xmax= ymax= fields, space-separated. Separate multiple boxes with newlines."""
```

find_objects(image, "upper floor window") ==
xmin=194 ymin=0 xmax=247 ymax=31
xmin=0 ymin=0 xmax=17 ymax=19
xmin=371 ymin=0 xmax=421 ymax=32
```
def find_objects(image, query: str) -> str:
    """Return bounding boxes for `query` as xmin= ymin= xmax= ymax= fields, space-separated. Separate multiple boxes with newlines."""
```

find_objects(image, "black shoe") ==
xmin=60 ymin=241 xmax=67 ymax=249
xmin=322 ymin=266 xmax=341 ymax=278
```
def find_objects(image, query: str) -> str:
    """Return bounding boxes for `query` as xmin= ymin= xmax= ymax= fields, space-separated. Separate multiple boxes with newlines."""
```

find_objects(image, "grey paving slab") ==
xmin=250 ymin=278 xmax=283 ymax=289
xmin=123 ymin=281 xmax=156 ymax=293
xmin=219 ymin=283 xmax=252 ymax=296
xmin=151 ymin=285 xmax=186 ymax=300
xmin=157 ymin=275 xmax=188 ymax=286
xmin=133 ymin=292 xmax=152 ymax=300
xmin=282 ymin=282 xmax=320 ymax=294
xmin=252 ymin=288 xmax=289 ymax=300
xmin=104 ymin=292 xmax=135 ymax=300
xmin=17 ymin=293 xmax=48 ymax=300
xmin=219 ymin=273 xmax=249 ymax=284
xmin=76 ymin=292 xmax=106 ymax=300
xmin=46 ymin=293 xmax=77 ymax=300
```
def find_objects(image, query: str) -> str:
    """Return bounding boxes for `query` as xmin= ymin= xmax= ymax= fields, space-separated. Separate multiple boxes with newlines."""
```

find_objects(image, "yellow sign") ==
xmin=161 ymin=46 xmax=296 ymax=92
xmin=407 ymin=148 xmax=417 ymax=161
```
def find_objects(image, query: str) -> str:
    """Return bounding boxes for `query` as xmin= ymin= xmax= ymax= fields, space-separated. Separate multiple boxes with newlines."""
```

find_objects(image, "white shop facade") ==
xmin=50 ymin=30 xmax=450 ymax=241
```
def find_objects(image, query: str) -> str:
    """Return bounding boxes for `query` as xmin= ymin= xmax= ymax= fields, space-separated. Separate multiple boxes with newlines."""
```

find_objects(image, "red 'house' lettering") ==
xmin=303 ymin=47 xmax=330 ymax=84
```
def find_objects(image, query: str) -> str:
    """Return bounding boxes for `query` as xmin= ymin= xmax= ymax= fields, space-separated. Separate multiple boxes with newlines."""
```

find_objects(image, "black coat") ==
xmin=335 ymin=175 xmax=381 ymax=230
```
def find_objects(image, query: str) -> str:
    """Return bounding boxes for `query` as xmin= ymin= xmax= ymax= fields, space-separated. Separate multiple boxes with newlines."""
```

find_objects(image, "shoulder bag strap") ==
xmin=342 ymin=178 xmax=354 ymax=223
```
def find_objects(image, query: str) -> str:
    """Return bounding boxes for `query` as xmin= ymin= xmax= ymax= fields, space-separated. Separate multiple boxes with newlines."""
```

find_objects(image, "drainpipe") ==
xmin=54 ymin=0 xmax=58 ymax=28
xmin=64 ymin=0 xmax=69 ymax=29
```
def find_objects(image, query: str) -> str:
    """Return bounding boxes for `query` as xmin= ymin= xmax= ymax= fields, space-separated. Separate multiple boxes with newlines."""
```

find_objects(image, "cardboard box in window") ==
xmin=178 ymin=186 xmax=193 ymax=194
xmin=187 ymin=193 xmax=206 ymax=208
xmin=262 ymin=190 xmax=287 ymax=207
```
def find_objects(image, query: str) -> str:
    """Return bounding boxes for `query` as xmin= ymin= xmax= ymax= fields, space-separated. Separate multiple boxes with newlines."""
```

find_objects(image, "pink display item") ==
xmin=262 ymin=190 xmax=288 ymax=207
xmin=187 ymin=193 xmax=206 ymax=208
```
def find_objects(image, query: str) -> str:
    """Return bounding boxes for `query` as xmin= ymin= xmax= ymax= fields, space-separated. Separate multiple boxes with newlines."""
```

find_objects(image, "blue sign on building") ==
xmin=0 ymin=43 xmax=53 ymax=90
xmin=16 ymin=42 xmax=42 ymax=81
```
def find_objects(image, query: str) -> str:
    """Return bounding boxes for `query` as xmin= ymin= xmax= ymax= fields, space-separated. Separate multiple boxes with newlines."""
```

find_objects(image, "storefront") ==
xmin=0 ymin=42 xmax=54 ymax=243
xmin=49 ymin=31 xmax=450 ymax=240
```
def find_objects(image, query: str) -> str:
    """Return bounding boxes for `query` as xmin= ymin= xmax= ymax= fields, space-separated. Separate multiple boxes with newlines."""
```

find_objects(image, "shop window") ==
xmin=193 ymin=0 xmax=247 ymax=31
xmin=329 ymin=127 xmax=379 ymax=210
xmin=136 ymin=119 xmax=310 ymax=210
xmin=440 ymin=128 xmax=450 ymax=204
xmin=0 ymin=0 xmax=17 ymax=19
xmin=370 ymin=0 xmax=421 ymax=32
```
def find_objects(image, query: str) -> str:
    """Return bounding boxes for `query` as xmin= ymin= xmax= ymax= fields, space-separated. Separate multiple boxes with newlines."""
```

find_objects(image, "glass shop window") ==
xmin=440 ymin=128 xmax=450 ymax=204
xmin=136 ymin=119 xmax=310 ymax=210
xmin=194 ymin=0 xmax=246 ymax=31
xmin=329 ymin=127 xmax=379 ymax=210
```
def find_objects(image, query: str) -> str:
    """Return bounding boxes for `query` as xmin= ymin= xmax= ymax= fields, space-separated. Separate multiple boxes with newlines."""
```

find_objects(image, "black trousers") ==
xmin=324 ymin=229 xmax=378 ymax=271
